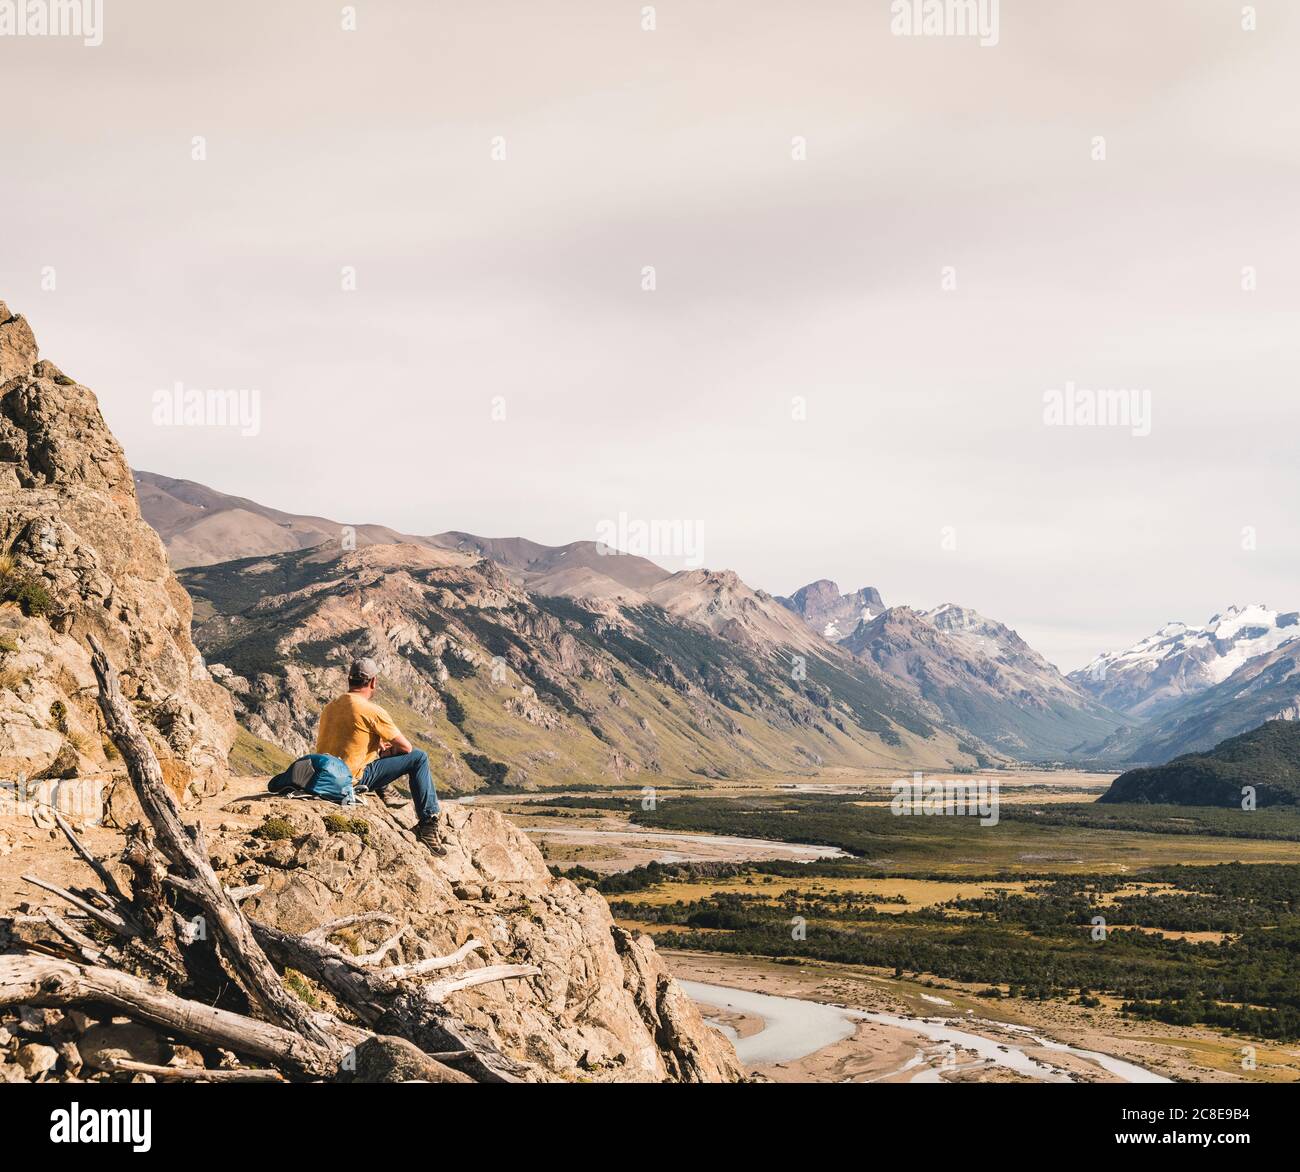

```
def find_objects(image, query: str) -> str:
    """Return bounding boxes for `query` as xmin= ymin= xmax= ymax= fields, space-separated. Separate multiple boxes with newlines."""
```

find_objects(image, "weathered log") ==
xmin=382 ymin=938 xmax=485 ymax=980
xmin=0 ymin=953 xmax=350 ymax=1075
xmin=225 ymin=884 xmax=264 ymax=905
xmin=307 ymin=912 xmax=408 ymax=967
xmin=53 ymin=810 xmax=131 ymax=908
xmin=21 ymin=874 xmax=134 ymax=936
xmin=40 ymin=911 xmax=109 ymax=965
xmin=304 ymin=912 xmax=398 ymax=942
xmin=121 ymin=822 xmax=176 ymax=945
xmin=423 ymin=964 xmax=540 ymax=1004
xmin=97 ymin=1058 xmax=286 ymax=1083
xmin=253 ymin=921 xmax=532 ymax=1083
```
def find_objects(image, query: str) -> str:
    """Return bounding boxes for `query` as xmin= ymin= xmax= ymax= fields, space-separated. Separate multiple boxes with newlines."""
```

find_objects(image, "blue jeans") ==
xmin=358 ymin=750 xmax=440 ymax=822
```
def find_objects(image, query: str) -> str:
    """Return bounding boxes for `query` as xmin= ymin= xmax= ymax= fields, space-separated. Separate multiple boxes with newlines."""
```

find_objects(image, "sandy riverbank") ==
xmin=665 ymin=951 xmax=1300 ymax=1084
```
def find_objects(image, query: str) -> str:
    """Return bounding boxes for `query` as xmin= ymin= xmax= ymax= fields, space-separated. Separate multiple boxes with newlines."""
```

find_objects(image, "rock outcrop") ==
xmin=0 ymin=303 xmax=235 ymax=799
xmin=778 ymin=579 xmax=886 ymax=642
xmin=214 ymin=793 xmax=742 ymax=1082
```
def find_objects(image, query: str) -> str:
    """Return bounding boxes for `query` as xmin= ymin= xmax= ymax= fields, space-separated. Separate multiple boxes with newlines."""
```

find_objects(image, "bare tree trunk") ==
xmin=87 ymin=635 xmax=337 ymax=1061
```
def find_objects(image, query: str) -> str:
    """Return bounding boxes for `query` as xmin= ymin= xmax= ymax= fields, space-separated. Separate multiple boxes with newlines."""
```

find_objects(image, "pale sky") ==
xmin=3 ymin=0 xmax=1298 ymax=670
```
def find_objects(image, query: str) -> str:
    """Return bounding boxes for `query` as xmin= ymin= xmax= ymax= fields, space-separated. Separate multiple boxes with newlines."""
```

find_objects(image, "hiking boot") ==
xmin=380 ymin=786 xmax=408 ymax=810
xmin=415 ymin=817 xmax=447 ymax=856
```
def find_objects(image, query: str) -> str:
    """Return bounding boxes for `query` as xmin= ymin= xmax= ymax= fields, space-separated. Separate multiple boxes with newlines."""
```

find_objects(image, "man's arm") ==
xmin=369 ymin=704 xmax=412 ymax=756
xmin=379 ymin=731 xmax=413 ymax=756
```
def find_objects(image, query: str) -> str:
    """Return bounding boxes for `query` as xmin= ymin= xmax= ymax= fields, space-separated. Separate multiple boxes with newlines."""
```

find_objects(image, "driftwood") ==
xmin=40 ymin=911 xmax=108 ymax=965
xmin=253 ymin=921 xmax=536 ymax=1083
xmin=21 ymin=874 xmax=134 ymax=937
xmin=53 ymin=810 xmax=131 ymax=907
xmin=1 ymin=636 xmax=537 ymax=1083
xmin=0 ymin=953 xmax=346 ymax=1072
xmin=97 ymin=1059 xmax=285 ymax=1084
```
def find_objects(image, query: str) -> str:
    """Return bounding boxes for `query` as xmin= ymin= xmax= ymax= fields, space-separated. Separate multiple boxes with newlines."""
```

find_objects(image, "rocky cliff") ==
xmin=182 ymin=785 xmax=741 ymax=1081
xmin=0 ymin=303 xmax=235 ymax=799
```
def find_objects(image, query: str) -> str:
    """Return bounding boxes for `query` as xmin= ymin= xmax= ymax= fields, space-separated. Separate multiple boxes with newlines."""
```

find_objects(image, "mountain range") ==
xmin=1070 ymin=605 xmax=1300 ymax=719
xmin=777 ymin=580 xmax=885 ymax=642
xmin=134 ymin=472 xmax=1300 ymax=776
xmin=840 ymin=604 xmax=1126 ymax=758
xmin=135 ymin=473 xmax=1136 ymax=770
xmin=179 ymin=544 xmax=984 ymax=790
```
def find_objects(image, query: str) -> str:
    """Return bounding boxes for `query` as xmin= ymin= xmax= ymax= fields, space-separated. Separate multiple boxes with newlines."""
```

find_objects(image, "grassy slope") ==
xmin=186 ymin=549 xmax=980 ymax=788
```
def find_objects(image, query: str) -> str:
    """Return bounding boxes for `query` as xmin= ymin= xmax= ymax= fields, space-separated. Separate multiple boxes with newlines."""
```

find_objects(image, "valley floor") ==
xmin=663 ymin=952 xmax=1300 ymax=1084
xmin=489 ymin=767 xmax=1300 ymax=1082
xmin=476 ymin=766 xmax=1117 ymax=873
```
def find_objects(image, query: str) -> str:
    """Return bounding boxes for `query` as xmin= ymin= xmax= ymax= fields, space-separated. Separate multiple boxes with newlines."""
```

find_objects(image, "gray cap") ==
xmin=348 ymin=657 xmax=380 ymax=684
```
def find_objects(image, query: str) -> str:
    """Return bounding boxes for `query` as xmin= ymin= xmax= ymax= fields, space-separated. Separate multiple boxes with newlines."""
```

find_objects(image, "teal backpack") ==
xmin=268 ymin=754 xmax=358 ymax=805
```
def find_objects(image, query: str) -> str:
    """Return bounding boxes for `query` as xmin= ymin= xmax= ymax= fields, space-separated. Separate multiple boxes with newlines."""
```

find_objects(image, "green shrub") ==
xmin=462 ymin=752 xmax=509 ymax=786
xmin=254 ymin=816 xmax=295 ymax=842
xmin=442 ymin=653 xmax=478 ymax=680
xmin=441 ymin=689 xmax=467 ymax=728
xmin=323 ymin=813 xmax=370 ymax=838
xmin=0 ymin=571 xmax=52 ymax=618
xmin=283 ymin=968 xmax=319 ymax=1008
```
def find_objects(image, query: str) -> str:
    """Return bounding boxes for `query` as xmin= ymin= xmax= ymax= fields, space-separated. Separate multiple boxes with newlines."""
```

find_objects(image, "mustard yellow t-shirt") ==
xmin=315 ymin=693 xmax=401 ymax=780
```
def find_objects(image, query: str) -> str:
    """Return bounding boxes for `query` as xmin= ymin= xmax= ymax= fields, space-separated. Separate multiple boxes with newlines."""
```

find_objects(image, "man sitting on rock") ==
xmin=316 ymin=658 xmax=446 ymax=855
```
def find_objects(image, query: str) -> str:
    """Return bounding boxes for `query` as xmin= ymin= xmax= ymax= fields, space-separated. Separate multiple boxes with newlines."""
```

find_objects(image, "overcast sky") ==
xmin=3 ymin=0 xmax=1299 ymax=670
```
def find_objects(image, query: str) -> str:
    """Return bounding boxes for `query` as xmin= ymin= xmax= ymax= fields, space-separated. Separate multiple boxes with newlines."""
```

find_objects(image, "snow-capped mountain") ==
xmin=1070 ymin=605 xmax=1300 ymax=719
xmin=1105 ymin=639 xmax=1300 ymax=764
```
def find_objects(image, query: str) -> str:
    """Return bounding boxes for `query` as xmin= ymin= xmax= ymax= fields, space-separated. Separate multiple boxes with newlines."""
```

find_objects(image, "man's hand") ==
xmin=379 ymin=733 xmax=413 ymax=758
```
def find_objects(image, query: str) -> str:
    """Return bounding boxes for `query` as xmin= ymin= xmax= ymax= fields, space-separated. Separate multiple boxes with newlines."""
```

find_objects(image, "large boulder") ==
xmin=222 ymin=798 xmax=743 ymax=1083
xmin=0 ymin=302 xmax=235 ymax=801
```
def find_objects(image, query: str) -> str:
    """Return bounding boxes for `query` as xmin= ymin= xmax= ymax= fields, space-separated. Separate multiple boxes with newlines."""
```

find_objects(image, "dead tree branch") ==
xmin=87 ymin=634 xmax=336 ymax=1057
